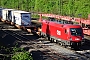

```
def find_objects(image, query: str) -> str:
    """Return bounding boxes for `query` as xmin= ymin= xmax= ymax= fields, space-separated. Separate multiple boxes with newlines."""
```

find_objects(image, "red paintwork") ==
xmin=41 ymin=20 xmax=83 ymax=42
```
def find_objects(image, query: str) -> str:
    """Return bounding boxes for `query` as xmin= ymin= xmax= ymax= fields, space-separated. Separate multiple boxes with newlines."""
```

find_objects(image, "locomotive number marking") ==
xmin=57 ymin=30 xmax=61 ymax=35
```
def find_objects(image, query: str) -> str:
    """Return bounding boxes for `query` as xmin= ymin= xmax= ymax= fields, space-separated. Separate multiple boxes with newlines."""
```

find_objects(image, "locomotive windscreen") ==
xmin=70 ymin=28 xmax=83 ymax=36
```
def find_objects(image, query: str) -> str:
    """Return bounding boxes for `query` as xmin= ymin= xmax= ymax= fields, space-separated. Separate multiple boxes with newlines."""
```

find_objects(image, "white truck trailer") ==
xmin=2 ymin=9 xmax=15 ymax=22
xmin=12 ymin=10 xmax=31 ymax=29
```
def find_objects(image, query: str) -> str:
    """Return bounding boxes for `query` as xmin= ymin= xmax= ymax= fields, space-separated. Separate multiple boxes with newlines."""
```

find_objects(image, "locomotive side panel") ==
xmin=49 ymin=22 xmax=69 ymax=41
xmin=41 ymin=20 xmax=49 ymax=35
xmin=41 ymin=20 xmax=70 ymax=41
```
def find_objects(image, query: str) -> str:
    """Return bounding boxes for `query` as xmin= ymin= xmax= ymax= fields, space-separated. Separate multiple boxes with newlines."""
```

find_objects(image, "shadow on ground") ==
xmin=0 ymin=29 xmax=39 ymax=47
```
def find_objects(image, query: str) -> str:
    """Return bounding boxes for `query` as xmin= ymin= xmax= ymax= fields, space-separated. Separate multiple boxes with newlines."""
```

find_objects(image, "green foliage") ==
xmin=11 ymin=43 xmax=33 ymax=60
xmin=0 ymin=45 xmax=33 ymax=60
xmin=0 ymin=0 xmax=90 ymax=18
xmin=31 ymin=14 xmax=39 ymax=19
xmin=11 ymin=52 xmax=33 ymax=60
xmin=13 ymin=47 xmax=24 ymax=53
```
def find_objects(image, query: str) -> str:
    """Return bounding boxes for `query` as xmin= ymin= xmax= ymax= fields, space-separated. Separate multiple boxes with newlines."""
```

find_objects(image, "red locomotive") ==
xmin=40 ymin=18 xmax=84 ymax=47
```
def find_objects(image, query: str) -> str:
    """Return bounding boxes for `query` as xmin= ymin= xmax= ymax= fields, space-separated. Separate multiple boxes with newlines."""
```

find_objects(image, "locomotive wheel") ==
xmin=54 ymin=39 xmax=57 ymax=43
xmin=40 ymin=33 xmax=44 ymax=38
xmin=52 ymin=38 xmax=55 ymax=42
xmin=59 ymin=42 xmax=63 ymax=46
xmin=50 ymin=38 xmax=54 ymax=43
xmin=63 ymin=44 xmax=67 ymax=48
xmin=47 ymin=37 xmax=50 ymax=41
xmin=56 ymin=40 xmax=59 ymax=44
xmin=70 ymin=42 xmax=79 ymax=48
xmin=47 ymin=34 xmax=50 ymax=40
xmin=64 ymin=45 xmax=67 ymax=48
xmin=78 ymin=42 xmax=82 ymax=47
xmin=61 ymin=42 xmax=64 ymax=46
xmin=41 ymin=34 xmax=44 ymax=38
xmin=39 ymin=32 xmax=42 ymax=38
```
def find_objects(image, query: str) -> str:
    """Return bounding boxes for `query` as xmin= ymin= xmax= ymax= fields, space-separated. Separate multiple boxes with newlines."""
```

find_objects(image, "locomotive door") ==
xmin=64 ymin=29 xmax=70 ymax=40
xmin=46 ymin=21 xmax=50 ymax=35
xmin=41 ymin=20 xmax=50 ymax=35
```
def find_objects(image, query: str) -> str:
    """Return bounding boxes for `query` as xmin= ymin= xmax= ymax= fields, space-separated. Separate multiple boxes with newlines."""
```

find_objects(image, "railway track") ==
xmin=38 ymin=38 xmax=90 ymax=60
xmin=29 ymin=39 xmax=69 ymax=60
xmin=42 ymin=36 xmax=90 ymax=60
xmin=1 ymin=29 xmax=30 ymax=41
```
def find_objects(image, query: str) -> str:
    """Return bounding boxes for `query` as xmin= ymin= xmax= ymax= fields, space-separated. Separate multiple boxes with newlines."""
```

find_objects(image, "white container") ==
xmin=2 ymin=9 xmax=14 ymax=21
xmin=12 ymin=10 xmax=31 ymax=26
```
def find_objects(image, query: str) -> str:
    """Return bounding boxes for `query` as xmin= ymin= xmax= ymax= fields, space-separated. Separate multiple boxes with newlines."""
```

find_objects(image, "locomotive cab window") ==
xmin=70 ymin=28 xmax=82 ymax=36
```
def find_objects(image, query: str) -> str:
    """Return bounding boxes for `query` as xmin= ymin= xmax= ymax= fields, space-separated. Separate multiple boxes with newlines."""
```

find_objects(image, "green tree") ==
xmin=0 ymin=0 xmax=90 ymax=18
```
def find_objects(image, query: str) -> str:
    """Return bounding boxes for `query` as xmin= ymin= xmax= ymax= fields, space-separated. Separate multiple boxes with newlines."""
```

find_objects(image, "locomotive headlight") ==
xmin=75 ymin=38 xmax=80 ymax=40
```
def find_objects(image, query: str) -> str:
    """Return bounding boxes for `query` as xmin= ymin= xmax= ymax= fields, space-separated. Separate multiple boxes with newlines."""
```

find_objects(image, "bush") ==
xmin=11 ymin=52 xmax=33 ymax=60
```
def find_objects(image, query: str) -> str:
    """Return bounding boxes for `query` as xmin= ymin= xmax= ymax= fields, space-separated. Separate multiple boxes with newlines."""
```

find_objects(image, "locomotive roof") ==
xmin=42 ymin=20 xmax=81 ymax=28
xmin=63 ymin=24 xmax=81 ymax=28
